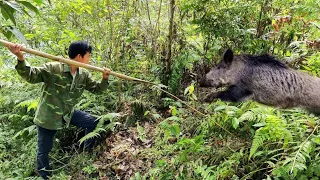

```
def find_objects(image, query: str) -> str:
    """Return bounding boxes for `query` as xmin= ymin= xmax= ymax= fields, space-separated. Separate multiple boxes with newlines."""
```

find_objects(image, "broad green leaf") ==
xmin=4 ymin=1 xmax=23 ymax=14
xmin=24 ymin=33 xmax=37 ymax=39
xmin=8 ymin=27 xmax=28 ymax=44
xmin=232 ymin=118 xmax=239 ymax=129
xmin=18 ymin=1 xmax=40 ymax=14
xmin=0 ymin=5 xmax=16 ymax=25
xmin=189 ymin=85 xmax=194 ymax=94
xmin=169 ymin=124 xmax=180 ymax=137
xmin=184 ymin=84 xmax=195 ymax=95
xmin=171 ymin=106 xmax=177 ymax=116
xmin=33 ymin=0 xmax=43 ymax=5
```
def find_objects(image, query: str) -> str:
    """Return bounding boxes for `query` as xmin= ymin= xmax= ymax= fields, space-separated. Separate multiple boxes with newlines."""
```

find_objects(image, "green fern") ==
xmin=250 ymin=115 xmax=292 ymax=159
xmin=79 ymin=128 xmax=107 ymax=145
xmin=14 ymin=99 xmax=39 ymax=112
xmin=194 ymin=163 xmax=216 ymax=180
xmin=79 ymin=113 xmax=121 ymax=145
xmin=238 ymin=106 xmax=273 ymax=123
xmin=13 ymin=125 xmax=37 ymax=139
xmin=250 ymin=128 xmax=269 ymax=159
xmin=273 ymin=141 xmax=312 ymax=178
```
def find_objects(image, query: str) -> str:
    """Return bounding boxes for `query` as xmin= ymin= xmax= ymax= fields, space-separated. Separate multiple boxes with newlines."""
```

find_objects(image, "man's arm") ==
xmin=7 ymin=44 xmax=52 ymax=84
xmin=85 ymin=69 xmax=110 ymax=94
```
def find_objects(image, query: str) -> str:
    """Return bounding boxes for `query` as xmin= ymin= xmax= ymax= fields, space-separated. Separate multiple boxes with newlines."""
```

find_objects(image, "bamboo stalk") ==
xmin=0 ymin=39 xmax=157 ymax=85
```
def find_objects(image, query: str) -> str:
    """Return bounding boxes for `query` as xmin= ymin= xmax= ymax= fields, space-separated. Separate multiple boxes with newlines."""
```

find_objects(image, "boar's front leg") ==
xmin=204 ymin=85 xmax=252 ymax=102
xmin=203 ymin=92 xmax=220 ymax=102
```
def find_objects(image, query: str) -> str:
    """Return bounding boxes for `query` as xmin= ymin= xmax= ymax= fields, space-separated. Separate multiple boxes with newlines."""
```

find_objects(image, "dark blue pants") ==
xmin=37 ymin=109 xmax=98 ymax=178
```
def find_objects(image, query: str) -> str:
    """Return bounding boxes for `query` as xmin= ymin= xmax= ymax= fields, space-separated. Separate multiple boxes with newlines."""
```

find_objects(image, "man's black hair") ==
xmin=68 ymin=41 xmax=92 ymax=59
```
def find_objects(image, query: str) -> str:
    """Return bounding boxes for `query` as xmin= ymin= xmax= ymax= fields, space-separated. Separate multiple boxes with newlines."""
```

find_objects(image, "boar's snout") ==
xmin=199 ymin=77 xmax=210 ymax=87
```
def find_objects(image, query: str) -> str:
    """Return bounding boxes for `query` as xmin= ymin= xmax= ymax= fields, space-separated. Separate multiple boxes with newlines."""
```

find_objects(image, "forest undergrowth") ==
xmin=1 ymin=0 xmax=320 ymax=179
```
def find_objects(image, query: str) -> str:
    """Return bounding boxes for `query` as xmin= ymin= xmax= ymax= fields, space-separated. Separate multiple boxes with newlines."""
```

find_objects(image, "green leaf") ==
xmin=0 ymin=5 xmax=16 ymax=25
xmin=8 ymin=27 xmax=28 ymax=44
xmin=232 ymin=118 xmax=239 ymax=129
xmin=27 ymin=100 xmax=38 ymax=112
xmin=33 ymin=0 xmax=43 ymax=5
xmin=79 ymin=131 xmax=100 ymax=144
xmin=311 ymin=136 xmax=320 ymax=145
xmin=169 ymin=124 xmax=180 ymax=137
xmin=191 ymin=93 xmax=198 ymax=100
xmin=155 ymin=159 xmax=166 ymax=167
xmin=24 ymin=33 xmax=37 ymax=39
xmin=184 ymin=86 xmax=190 ymax=95
xmin=250 ymin=129 xmax=267 ymax=159
xmin=3 ymin=28 xmax=13 ymax=39
xmin=189 ymin=85 xmax=194 ymax=94
xmin=152 ymin=113 xmax=162 ymax=119
xmin=144 ymin=111 xmax=150 ymax=116
xmin=84 ymin=5 xmax=92 ymax=14
xmin=184 ymin=84 xmax=195 ymax=95
xmin=252 ymin=122 xmax=266 ymax=127
xmin=165 ymin=116 xmax=181 ymax=122
xmin=137 ymin=123 xmax=146 ymax=142
xmin=171 ymin=106 xmax=177 ymax=116
xmin=0 ymin=4 xmax=9 ymax=20
xmin=4 ymin=1 xmax=24 ymax=14
xmin=99 ymin=113 xmax=121 ymax=121
xmin=18 ymin=1 xmax=40 ymax=14
xmin=214 ymin=105 xmax=228 ymax=112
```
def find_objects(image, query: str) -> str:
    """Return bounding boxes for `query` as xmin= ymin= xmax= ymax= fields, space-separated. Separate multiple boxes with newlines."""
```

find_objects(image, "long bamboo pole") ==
xmin=0 ymin=39 xmax=158 ymax=86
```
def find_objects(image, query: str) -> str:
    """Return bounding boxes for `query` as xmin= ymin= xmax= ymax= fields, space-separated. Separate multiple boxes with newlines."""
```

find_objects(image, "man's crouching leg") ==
xmin=37 ymin=126 xmax=57 ymax=179
xmin=70 ymin=109 xmax=100 ymax=152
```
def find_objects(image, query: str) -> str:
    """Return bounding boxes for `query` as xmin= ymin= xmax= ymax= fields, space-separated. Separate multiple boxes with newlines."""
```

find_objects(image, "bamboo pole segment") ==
xmin=0 ymin=39 xmax=158 ymax=86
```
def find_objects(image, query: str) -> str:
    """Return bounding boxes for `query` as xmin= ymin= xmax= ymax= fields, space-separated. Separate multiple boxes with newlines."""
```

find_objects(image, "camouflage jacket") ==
xmin=15 ymin=60 xmax=109 ymax=130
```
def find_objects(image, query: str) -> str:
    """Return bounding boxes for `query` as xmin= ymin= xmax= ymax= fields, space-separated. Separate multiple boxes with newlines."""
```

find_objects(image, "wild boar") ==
xmin=200 ymin=49 xmax=320 ymax=114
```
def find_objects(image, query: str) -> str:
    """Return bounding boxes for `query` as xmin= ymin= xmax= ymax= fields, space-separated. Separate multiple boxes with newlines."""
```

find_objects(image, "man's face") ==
xmin=77 ymin=52 xmax=90 ymax=64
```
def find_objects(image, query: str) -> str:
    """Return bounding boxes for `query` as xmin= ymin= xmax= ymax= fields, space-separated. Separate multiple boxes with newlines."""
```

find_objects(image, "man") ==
xmin=6 ymin=41 xmax=110 ymax=179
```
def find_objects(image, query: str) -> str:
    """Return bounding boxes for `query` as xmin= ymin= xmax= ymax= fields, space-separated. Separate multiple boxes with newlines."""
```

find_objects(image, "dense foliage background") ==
xmin=1 ymin=0 xmax=320 ymax=179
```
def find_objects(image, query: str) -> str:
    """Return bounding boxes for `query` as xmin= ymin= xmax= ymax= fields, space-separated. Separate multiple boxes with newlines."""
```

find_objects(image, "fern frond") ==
xmin=250 ymin=115 xmax=292 ymax=159
xmin=238 ymin=106 xmax=273 ymax=123
xmin=13 ymin=125 xmax=36 ymax=139
xmin=250 ymin=129 xmax=268 ymax=159
xmin=14 ymin=99 xmax=38 ymax=112
xmin=78 ymin=131 xmax=101 ymax=145
xmin=194 ymin=161 xmax=215 ymax=179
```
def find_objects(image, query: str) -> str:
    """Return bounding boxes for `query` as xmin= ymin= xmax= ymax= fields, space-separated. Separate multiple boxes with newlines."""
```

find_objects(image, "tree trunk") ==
xmin=256 ymin=0 xmax=271 ymax=38
xmin=161 ymin=0 xmax=175 ymax=89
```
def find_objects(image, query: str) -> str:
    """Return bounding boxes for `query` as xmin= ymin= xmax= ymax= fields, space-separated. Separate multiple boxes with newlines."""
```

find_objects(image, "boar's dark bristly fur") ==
xmin=200 ymin=49 xmax=320 ymax=114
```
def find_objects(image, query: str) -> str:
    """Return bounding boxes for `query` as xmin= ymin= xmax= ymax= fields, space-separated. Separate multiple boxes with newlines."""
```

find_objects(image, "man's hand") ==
xmin=5 ymin=43 xmax=24 ymax=61
xmin=103 ymin=68 xmax=111 ymax=79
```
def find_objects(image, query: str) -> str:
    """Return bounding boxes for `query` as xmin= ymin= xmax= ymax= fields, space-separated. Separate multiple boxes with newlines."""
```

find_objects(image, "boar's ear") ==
xmin=222 ymin=48 xmax=234 ymax=64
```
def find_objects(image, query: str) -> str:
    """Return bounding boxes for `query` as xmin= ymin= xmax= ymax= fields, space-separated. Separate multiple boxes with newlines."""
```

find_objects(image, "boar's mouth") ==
xmin=199 ymin=79 xmax=224 ymax=88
